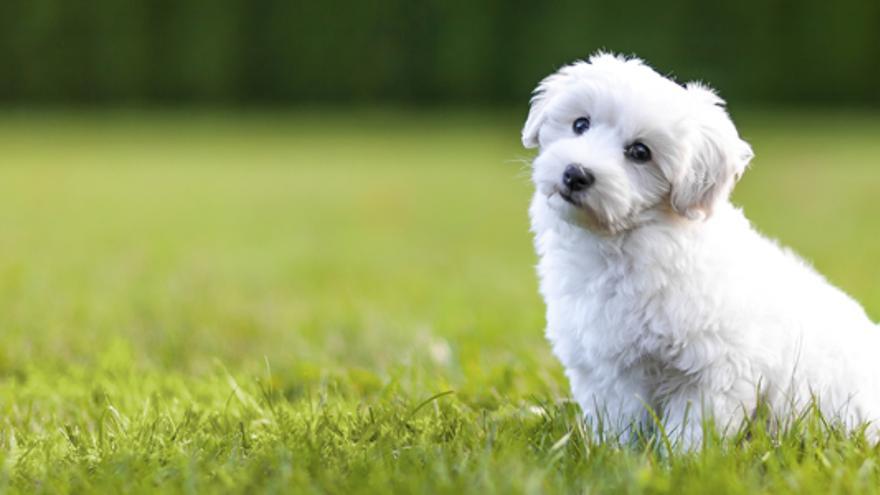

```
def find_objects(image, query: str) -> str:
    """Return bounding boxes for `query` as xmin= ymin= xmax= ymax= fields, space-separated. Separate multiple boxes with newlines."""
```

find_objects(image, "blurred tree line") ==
xmin=0 ymin=0 xmax=878 ymax=106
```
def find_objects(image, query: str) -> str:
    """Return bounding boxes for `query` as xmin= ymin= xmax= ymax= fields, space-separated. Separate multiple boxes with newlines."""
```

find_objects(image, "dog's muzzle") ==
xmin=563 ymin=164 xmax=595 ymax=191
xmin=560 ymin=164 xmax=595 ymax=204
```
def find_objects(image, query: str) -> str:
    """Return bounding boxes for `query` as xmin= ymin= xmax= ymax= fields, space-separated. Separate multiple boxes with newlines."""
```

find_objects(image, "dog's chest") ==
xmin=540 ymin=241 xmax=678 ymax=368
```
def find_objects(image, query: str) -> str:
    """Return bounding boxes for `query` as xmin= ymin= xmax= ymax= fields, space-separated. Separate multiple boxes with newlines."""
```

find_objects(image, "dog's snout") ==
xmin=562 ymin=164 xmax=595 ymax=192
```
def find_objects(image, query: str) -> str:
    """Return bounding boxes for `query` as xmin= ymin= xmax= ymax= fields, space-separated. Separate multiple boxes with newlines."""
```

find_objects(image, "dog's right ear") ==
xmin=669 ymin=83 xmax=754 ymax=219
xmin=522 ymin=70 xmax=568 ymax=149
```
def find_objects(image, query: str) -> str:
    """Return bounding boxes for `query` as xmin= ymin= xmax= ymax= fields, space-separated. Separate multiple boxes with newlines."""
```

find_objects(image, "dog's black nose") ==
xmin=562 ymin=164 xmax=595 ymax=191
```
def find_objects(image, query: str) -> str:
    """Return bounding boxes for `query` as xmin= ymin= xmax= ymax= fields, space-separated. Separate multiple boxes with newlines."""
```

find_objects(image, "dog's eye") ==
xmin=625 ymin=142 xmax=652 ymax=163
xmin=572 ymin=117 xmax=591 ymax=135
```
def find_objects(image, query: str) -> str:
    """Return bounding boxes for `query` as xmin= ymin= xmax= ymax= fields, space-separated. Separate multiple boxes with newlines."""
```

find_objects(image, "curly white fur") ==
xmin=524 ymin=52 xmax=880 ymax=446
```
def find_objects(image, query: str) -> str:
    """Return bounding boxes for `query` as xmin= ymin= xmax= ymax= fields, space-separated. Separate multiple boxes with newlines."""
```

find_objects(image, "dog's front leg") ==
xmin=660 ymin=374 xmax=757 ymax=450
xmin=567 ymin=364 xmax=651 ymax=444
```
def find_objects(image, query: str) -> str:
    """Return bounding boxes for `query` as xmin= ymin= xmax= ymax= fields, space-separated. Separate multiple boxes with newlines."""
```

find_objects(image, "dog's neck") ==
xmin=543 ymin=201 xmax=737 ymax=268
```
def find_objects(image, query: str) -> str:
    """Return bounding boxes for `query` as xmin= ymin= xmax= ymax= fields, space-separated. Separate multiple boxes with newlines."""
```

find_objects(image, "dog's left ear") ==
xmin=522 ymin=68 xmax=571 ymax=149
xmin=670 ymin=83 xmax=754 ymax=219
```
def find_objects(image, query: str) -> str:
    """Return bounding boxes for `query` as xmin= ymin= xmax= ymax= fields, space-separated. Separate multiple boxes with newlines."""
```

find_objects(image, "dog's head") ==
xmin=524 ymin=53 xmax=753 ymax=234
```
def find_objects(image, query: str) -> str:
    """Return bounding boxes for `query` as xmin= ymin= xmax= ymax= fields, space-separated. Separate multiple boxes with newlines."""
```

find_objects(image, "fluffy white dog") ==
xmin=524 ymin=52 xmax=880 ymax=446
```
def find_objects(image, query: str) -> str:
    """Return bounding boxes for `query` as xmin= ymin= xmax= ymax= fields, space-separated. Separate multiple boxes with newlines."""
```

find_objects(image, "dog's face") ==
xmin=524 ymin=53 xmax=754 ymax=234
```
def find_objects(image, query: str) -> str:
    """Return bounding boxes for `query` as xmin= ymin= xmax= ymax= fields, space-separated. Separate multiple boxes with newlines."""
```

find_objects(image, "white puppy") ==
xmin=524 ymin=52 xmax=880 ymax=446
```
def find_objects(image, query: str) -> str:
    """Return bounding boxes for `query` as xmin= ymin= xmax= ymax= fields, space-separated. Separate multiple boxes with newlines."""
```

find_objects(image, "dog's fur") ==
xmin=524 ymin=52 xmax=880 ymax=446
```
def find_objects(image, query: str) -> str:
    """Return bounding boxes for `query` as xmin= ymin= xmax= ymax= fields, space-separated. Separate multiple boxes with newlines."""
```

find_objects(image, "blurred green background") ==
xmin=1 ymin=0 xmax=879 ymax=106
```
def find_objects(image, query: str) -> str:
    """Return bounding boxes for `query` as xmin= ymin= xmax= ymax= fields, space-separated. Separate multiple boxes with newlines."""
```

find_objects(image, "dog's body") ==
xmin=525 ymin=53 xmax=880 ymax=445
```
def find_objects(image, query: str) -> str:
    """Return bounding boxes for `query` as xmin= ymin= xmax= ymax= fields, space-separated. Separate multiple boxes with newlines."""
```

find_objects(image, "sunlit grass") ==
xmin=0 ymin=109 xmax=878 ymax=493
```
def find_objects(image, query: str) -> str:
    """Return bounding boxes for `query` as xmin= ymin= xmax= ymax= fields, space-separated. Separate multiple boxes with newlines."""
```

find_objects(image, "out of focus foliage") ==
xmin=1 ymin=0 xmax=878 ymax=105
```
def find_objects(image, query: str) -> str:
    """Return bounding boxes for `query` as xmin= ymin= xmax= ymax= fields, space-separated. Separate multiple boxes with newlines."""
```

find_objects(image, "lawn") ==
xmin=0 ymin=109 xmax=879 ymax=493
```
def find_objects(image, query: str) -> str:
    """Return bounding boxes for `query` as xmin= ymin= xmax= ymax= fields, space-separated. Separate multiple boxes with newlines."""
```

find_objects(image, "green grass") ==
xmin=0 ymin=109 xmax=879 ymax=493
